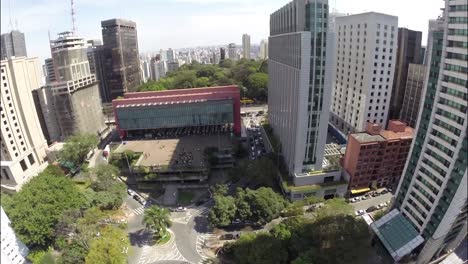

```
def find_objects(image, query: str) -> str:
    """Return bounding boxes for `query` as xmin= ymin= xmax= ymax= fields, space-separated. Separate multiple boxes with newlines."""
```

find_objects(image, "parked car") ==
xmin=380 ymin=189 xmax=389 ymax=194
xmin=133 ymin=195 xmax=145 ymax=205
xmin=175 ymin=207 xmax=187 ymax=212
xmin=355 ymin=210 xmax=366 ymax=216
xmin=220 ymin=233 xmax=240 ymax=240
xmin=366 ymin=206 xmax=378 ymax=213
xmin=127 ymin=189 xmax=136 ymax=196
xmin=378 ymin=203 xmax=386 ymax=208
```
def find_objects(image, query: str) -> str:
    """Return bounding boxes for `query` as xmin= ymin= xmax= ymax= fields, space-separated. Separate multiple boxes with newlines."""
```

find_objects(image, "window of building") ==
xmin=20 ymin=160 xmax=27 ymax=171
xmin=28 ymin=154 xmax=35 ymax=165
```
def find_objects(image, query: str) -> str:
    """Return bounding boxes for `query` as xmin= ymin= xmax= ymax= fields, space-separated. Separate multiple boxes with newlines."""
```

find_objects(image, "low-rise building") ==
xmin=343 ymin=120 xmax=413 ymax=194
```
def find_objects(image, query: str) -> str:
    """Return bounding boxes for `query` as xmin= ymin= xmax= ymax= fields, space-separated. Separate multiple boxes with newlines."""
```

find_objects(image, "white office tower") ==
xmin=329 ymin=12 xmax=398 ymax=135
xmin=269 ymin=0 xmax=347 ymax=200
xmin=150 ymin=59 xmax=166 ymax=81
xmin=1 ymin=206 xmax=29 ymax=264
xmin=142 ymin=60 xmax=150 ymax=82
xmin=371 ymin=1 xmax=467 ymax=263
xmin=0 ymin=57 xmax=48 ymax=193
xmin=259 ymin=39 xmax=268 ymax=60
xmin=242 ymin=34 xmax=251 ymax=59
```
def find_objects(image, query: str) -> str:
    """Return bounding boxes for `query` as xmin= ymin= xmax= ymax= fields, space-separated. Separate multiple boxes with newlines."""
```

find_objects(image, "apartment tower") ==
xmin=242 ymin=34 xmax=251 ymax=59
xmin=330 ymin=12 xmax=398 ymax=135
xmin=0 ymin=57 xmax=48 ymax=192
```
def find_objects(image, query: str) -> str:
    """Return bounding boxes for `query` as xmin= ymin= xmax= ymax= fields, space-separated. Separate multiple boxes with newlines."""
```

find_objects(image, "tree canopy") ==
xmin=85 ymin=226 xmax=129 ymax=264
xmin=2 ymin=166 xmax=85 ymax=248
xmin=143 ymin=205 xmax=172 ymax=239
xmin=208 ymin=187 xmax=287 ymax=227
xmin=138 ymin=59 xmax=268 ymax=101
xmin=58 ymin=134 xmax=98 ymax=165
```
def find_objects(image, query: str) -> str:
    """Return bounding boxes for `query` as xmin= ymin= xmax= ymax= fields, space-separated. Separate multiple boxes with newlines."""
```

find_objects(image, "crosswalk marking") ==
xmin=132 ymin=203 xmax=152 ymax=216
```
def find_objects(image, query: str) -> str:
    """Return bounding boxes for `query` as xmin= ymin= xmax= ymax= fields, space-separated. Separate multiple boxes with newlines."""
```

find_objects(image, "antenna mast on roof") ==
xmin=8 ymin=0 xmax=14 ymax=30
xmin=71 ymin=0 xmax=76 ymax=34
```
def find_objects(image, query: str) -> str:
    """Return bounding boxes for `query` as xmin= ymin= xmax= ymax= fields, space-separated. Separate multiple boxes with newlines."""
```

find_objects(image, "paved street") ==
xmin=126 ymin=194 xmax=215 ymax=264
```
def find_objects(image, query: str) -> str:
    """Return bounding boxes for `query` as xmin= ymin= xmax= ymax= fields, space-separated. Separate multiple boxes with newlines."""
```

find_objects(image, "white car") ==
xmin=379 ymin=203 xmax=386 ymax=208
xmin=355 ymin=210 xmax=365 ymax=216
xmin=175 ymin=207 xmax=187 ymax=212
xmin=127 ymin=189 xmax=136 ymax=196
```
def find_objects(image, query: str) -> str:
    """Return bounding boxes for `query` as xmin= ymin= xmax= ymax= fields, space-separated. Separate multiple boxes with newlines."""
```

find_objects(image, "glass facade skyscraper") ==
xmin=269 ymin=0 xmax=332 ymax=174
xmin=375 ymin=1 xmax=467 ymax=262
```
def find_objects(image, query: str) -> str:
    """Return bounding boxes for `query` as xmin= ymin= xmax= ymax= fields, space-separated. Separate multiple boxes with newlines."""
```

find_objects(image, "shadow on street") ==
xmin=128 ymin=228 xmax=155 ymax=247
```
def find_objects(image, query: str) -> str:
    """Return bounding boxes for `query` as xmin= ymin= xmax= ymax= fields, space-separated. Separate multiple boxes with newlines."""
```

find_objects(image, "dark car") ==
xmin=366 ymin=206 xmax=378 ymax=213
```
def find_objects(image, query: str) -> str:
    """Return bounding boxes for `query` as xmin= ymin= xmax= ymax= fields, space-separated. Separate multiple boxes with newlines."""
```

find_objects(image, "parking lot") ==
xmin=351 ymin=190 xmax=393 ymax=216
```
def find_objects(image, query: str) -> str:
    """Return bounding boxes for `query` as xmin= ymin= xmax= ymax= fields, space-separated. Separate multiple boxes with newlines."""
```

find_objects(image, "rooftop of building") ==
xmin=113 ymin=135 xmax=232 ymax=171
xmin=101 ymin=18 xmax=136 ymax=28
xmin=335 ymin=11 xmax=398 ymax=20
xmin=370 ymin=209 xmax=424 ymax=261
xmin=351 ymin=120 xmax=414 ymax=143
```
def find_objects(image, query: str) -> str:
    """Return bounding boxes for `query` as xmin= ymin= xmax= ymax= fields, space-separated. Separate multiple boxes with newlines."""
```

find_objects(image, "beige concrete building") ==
xmin=0 ymin=57 xmax=48 ymax=192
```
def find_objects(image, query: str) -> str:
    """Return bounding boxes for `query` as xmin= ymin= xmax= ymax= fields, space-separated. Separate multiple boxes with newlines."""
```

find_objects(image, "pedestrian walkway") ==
xmin=188 ymin=204 xmax=211 ymax=216
xmin=196 ymin=232 xmax=217 ymax=263
xmin=132 ymin=203 xmax=152 ymax=216
xmin=138 ymin=230 xmax=189 ymax=264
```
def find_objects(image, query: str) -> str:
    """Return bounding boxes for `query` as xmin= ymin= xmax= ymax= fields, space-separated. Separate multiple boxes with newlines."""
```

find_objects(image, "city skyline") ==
xmin=1 ymin=0 xmax=442 ymax=61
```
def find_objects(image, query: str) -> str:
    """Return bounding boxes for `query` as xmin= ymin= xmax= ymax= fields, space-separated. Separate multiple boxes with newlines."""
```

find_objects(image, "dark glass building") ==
xmin=100 ymin=19 xmax=141 ymax=102
xmin=1 ymin=30 xmax=27 ymax=60
xmin=389 ymin=28 xmax=422 ymax=120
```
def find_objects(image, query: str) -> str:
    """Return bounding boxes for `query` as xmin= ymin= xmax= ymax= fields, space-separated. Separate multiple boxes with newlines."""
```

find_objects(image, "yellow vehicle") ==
xmin=241 ymin=98 xmax=254 ymax=105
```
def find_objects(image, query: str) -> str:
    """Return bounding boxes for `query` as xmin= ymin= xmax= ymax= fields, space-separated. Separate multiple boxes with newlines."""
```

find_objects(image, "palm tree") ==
xmin=143 ymin=205 xmax=172 ymax=238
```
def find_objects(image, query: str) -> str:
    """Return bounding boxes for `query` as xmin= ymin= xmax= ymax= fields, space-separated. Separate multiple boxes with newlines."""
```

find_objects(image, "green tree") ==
xmin=246 ymin=72 xmax=268 ymax=98
xmin=373 ymin=210 xmax=386 ymax=221
xmin=208 ymin=195 xmax=236 ymax=227
xmin=58 ymin=134 xmax=98 ymax=165
xmin=91 ymin=164 xmax=120 ymax=191
xmin=143 ymin=205 xmax=172 ymax=238
xmin=234 ymin=188 xmax=252 ymax=220
xmin=210 ymin=184 xmax=228 ymax=196
xmin=245 ymin=187 xmax=287 ymax=224
xmin=246 ymin=158 xmax=278 ymax=188
xmin=228 ymin=232 xmax=288 ymax=264
xmin=85 ymin=226 xmax=129 ymax=264
xmin=3 ymin=166 xmax=85 ymax=248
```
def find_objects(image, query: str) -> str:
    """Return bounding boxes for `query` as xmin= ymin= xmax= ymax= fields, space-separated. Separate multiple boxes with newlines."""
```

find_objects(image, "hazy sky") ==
xmin=1 ymin=0 xmax=443 ymax=61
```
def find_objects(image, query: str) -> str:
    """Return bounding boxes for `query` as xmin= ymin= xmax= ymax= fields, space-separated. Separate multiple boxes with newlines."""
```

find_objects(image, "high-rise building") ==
xmin=419 ymin=46 xmax=427 ymax=64
xmin=142 ymin=60 xmax=150 ymax=82
xmin=150 ymin=57 xmax=166 ymax=81
xmin=220 ymin=48 xmax=226 ymax=61
xmin=167 ymin=61 xmax=180 ymax=73
xmin=372 ymin=3 xmax=467 ymax=262
xmin=259 ymin=39 xmax=268 ymax=60
xmin=43 ymin=58 xmax=56 ymax=83
xmin=101 ymin=19 xmax=141 ymax=102
xmin=0 ymin=57 xmax=48 ymax=192
xmin=269 ymin=0 xmax=347 ymax=200
xmin=343 ymin=120 xmax=413 ymax=193
xmin=228 ymin=43 xmax=237 ymax=61
xmin=37 ymin=32 xmax=106 ymax=142
xmin=242 ymin=34 xmax=251 ymax=59
xmin=0 ymin=31 xmax=27 ymax=60
xmin=389 ymin=28 xmax=422 ymax=120
xmin=86 ymin=40 xmax=108 ymax=103
xmin=166 ymin=48 xmax=175 ymax=62
xmin=330 ymin=12 xmax=398 ymax=135
xmin=399 ymin=63 xmax=426 ymax=128
xmin=1 ymin=206 xmax=29 ymax=264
